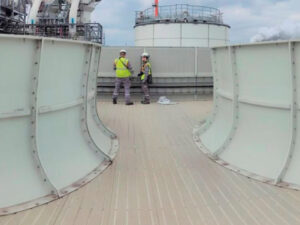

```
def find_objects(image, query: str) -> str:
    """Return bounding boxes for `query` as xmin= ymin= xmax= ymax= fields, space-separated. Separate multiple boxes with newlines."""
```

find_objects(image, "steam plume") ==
xmin=251 ymin=21 xmax=300 ymax=42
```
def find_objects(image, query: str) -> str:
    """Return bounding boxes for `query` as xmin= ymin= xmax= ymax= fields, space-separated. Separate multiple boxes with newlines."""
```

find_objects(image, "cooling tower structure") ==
xmin=194 ymin=40 xmax=300 ymax=189
xmin=135 ymin=4 xmax=230 ymax=47
xmin=0 ymin=34 xmax=118 ymax=215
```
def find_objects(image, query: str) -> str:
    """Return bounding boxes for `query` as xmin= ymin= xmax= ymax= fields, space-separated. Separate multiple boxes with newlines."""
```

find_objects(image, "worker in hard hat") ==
xmin=113 ymin=49 xmax=134 ymax=105
xmin=138 ymin=52 xmax=152 ymax=104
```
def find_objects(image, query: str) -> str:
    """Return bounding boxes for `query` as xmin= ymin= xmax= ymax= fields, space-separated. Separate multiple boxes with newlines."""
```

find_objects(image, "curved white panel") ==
xmin=200 ymin=97 xmax=233 ymax=153
xmin=0 ymin=35 xmax=118 ymax=215
xmin=194 ymin=40 xmax=300 ymax=189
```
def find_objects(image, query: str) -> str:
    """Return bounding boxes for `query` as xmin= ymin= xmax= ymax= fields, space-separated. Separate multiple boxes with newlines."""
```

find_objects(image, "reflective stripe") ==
xmin=141 ymin=62 xmax=152 ymax=81
xmin=115 ymin=58 xmax=131 ymax=78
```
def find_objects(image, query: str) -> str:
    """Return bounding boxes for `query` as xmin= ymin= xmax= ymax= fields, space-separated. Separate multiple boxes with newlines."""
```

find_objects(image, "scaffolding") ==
xmin=0 ymin=0 xmax=28 ymax=33
xmin=12 ymin=22 xmax=103 ymax=43
xmin=0 ymin=0 xmax=104 ymax=43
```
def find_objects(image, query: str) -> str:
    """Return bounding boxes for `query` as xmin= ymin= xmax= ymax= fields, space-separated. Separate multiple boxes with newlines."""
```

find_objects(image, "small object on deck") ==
xmin=157 ymin=96 xmax=177 ymax=105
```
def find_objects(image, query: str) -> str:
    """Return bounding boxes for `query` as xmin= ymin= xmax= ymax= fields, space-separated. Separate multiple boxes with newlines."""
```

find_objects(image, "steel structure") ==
xmin=0 ymin=0 xmax=28 ymax=33
xmin=26 ymin=0 xmax=103 ymax=43
xmin=0 ymin=34 xmax=118 ymax=215
xmin=135 ymin=4 xmax=225 ymax=26
xmin=13 ymin=22 xmax=103 ymax=43
xmin=194 ymin=40 xmax=300 ymax=189
xmin=134 ymin=4 xmax=230 ymax=47
xmin=0 ymin=0 xmax=103 ymax=43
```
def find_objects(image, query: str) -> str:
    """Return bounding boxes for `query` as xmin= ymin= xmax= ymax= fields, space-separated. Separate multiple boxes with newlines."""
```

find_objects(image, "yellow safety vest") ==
xmin=141 ymin=62 xmax=152 ymax=81
xmin=115 ymin=58 xmax=131 ymax=78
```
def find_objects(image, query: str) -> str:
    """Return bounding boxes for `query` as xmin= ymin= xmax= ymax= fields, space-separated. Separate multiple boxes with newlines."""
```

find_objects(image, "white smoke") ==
xmin=250 ymin=21 xmax=300 ymax=43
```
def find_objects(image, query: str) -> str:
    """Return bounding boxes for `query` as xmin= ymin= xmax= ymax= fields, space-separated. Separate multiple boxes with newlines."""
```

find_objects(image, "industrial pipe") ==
xmin=28 ymin=0 xmax=43 ymax=24
xmin=69 ymin=0 xmax=80 ymax=36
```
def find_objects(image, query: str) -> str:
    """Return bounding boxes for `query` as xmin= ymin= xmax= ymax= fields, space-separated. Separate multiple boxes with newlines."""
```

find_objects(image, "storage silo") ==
xmin=134 ymin=4 xmax=230 ymax=47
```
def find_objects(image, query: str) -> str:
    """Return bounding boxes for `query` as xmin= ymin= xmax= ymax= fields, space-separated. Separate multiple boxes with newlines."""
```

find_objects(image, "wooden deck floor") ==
xmin=1 ymin=97 xmax=300 ymax=225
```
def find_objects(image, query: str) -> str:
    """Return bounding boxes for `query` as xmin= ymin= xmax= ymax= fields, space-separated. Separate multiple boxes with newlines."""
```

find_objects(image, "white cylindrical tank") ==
xmin=135 ymin=4 xmax=230 ymax=47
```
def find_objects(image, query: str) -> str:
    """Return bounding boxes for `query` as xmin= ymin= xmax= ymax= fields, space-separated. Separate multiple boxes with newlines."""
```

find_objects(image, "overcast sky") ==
xmin=91 ymin=0 xmax=300 ymax=46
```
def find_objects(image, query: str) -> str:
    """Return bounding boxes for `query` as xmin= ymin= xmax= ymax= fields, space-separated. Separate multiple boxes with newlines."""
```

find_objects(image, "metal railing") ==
xmin=135 ymin=4 xmax=224 ymax=26
xmin=0 ymin=0 xmax=103 ymax=43
xmin=7 ymin=23 xmax=104 ymax=43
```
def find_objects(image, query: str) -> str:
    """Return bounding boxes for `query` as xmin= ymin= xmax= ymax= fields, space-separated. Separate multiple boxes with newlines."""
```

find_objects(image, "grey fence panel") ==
xmin=197 ymin=47 xmax=213 ymax=77
xmin=98 ymin=46 xmax=212 ymax=78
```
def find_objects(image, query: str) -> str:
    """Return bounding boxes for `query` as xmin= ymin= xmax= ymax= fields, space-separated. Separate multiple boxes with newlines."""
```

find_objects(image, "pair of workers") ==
xmin=113 ymin=49 xmax=151 ymax=105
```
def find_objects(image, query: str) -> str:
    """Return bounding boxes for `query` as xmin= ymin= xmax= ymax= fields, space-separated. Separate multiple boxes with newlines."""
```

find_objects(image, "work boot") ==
xmin=126 ymin=102 xmax=134 ymax=106
xmin=141 ymin=100 xmax=150 ymax=104
xmin=113 ymin=98 xmax=117 ymax=104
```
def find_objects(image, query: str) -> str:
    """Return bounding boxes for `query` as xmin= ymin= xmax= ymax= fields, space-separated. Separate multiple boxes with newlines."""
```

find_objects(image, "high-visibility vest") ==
xmin=140 ymin=62 xmax=152 ymax=81
xmin=115 ymin=58 xmax=131 ymax=78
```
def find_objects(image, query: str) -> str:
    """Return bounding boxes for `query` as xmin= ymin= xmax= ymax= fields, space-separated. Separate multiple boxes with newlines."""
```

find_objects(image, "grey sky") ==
xmin=91 ymin=0 xmax=300 ymax=46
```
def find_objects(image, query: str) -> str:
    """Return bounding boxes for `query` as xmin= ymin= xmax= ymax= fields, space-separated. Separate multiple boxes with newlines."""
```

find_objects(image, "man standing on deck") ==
xmin=138 ymin=52 xmax=152 ymax=104
xmin=113 ymin=49 xmax=134 ymax=105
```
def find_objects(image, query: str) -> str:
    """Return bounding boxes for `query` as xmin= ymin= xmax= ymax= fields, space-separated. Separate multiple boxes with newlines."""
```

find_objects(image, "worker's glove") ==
xmin=137 ymin=72 xmax=143 ymax=77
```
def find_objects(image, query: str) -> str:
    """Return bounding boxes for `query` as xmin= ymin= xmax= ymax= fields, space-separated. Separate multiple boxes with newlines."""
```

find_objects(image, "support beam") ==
xmin=30 ymin=39 xmax=58 ymax=196
xmin=212 ymin=46 xmax=239 ymax=158
xmin=275 ymin=41 xmax=297 ymax=184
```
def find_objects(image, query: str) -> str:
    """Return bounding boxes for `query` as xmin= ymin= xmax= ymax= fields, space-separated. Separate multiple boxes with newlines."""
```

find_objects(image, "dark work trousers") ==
xmin=113 ymin=77 xmax=131 ymax=103
xmin=141 ymin=82 xmax=150 ymax=101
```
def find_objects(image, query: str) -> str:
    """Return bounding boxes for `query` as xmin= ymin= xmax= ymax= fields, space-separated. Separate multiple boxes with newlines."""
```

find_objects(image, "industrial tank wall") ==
xmin=0 ymin=35 xmax=118 ymax=215
xmin=193 ymin=40 xmax=300 ymax=189
xmin=135 ymin=23 xmax=229 ymax=47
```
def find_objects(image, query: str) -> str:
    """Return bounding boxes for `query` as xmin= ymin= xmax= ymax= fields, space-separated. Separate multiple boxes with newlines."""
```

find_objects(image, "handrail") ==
xmin=135 ymin=4 xmax=225 ymax=26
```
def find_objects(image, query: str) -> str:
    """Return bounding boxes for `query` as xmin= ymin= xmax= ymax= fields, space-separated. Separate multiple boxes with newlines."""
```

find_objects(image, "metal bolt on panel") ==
xmin=193 ymin=40 xmax=300 ymax=190
xmin=0 ymin=35 xmax=118 ymax=215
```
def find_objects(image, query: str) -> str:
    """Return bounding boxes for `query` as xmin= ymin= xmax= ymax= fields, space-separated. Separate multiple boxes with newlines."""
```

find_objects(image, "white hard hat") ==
xmin=141 ymin=52 xmax=150 ymax=57
xmin=120 ymin=49 xmax=127 ymax=54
